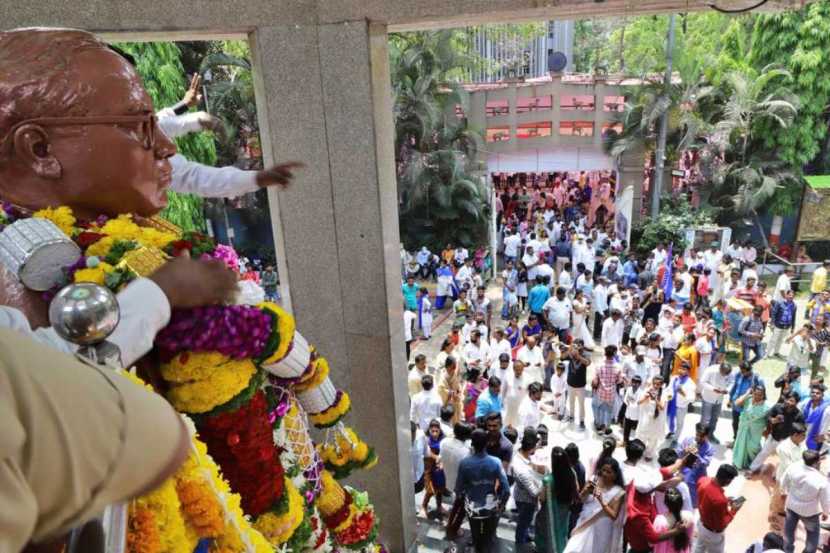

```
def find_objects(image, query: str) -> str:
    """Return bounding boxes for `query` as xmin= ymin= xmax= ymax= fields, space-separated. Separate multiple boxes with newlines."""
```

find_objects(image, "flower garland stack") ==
xmin=18 ymin=206 xmax=381 ymax=551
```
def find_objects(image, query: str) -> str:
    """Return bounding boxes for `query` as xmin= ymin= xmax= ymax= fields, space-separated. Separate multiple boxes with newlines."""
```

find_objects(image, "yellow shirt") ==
xmin=811 ymin=266 xmax=827 ymax=294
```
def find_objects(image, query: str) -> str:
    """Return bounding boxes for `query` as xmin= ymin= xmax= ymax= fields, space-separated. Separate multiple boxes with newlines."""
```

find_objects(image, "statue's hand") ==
xmin=149 ymin=256 xmax=237 ymax=308
xmin=255 ymin=162 xmax=305 ymax=190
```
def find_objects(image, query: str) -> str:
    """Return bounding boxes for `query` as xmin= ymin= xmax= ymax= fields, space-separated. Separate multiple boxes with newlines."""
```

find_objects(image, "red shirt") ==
xmin=697 ymin=477 xmax=734 ymax=532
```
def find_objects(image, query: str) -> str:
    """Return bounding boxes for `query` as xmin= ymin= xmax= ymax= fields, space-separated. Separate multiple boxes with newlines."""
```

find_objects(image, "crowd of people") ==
xmin=402 ymin=182 xmax=830 ymax=553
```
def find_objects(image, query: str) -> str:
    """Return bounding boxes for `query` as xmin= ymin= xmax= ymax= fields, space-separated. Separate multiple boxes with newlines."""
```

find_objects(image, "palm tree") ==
xmin=391 ymin=31 xmax=489 ymax=250
xmin=604 ymin=70 xmax=713 ymax=165
xmin=703 ymin=65 xmax=799 ymax=215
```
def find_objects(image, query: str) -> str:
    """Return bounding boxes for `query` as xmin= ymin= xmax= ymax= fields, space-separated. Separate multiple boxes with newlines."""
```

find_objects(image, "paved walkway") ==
xmin=405 ymin=278 xmax=824 ymax=552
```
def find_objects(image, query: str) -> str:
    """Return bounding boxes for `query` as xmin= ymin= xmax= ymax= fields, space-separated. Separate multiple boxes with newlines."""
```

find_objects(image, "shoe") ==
xmin=579 ymin=422 xmax=586 ymax=430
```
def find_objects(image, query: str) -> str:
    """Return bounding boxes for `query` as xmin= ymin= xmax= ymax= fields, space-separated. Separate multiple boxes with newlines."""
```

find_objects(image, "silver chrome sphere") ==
xmin=48 ymin=283 xmax=120 ymax=346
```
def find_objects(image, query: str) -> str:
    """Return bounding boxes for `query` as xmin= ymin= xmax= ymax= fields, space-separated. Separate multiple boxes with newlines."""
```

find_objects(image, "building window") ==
xmin=517 ymin=121 xmax=552 ymax=139
xmin=560 ymin=121 xmax=594 ymax=137
xmin=603 ymin=96 xmax=625 ymax=112
xmin=486 ymin=99 xmax=509 ymax=117
xmin=516 ymin=95 xmax=553 ymax=114
xmin=560 ymin=94 xmax=595 ymax=111
xmin=486 ymin=126 xmax=511 ymax=142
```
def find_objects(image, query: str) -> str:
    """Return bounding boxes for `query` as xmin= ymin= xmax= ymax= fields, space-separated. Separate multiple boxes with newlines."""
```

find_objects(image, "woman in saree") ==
xmin=732 ymin=385 xmax=770 ymax=470
xmin=537 ymin=447 xmax=579 ymax=553
xmin=672 ymin=333 xmax=700 ymax=382
xmin=562 ymin=457 xmax=626 ymax=553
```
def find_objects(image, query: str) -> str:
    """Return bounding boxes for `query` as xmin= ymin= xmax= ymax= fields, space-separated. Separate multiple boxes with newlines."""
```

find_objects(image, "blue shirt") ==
xmin=455 ymin=452 xmax=510 ymax=506
xmin=729 ymin=373 xmax=765 ymax=413
xmin=528 ymin=284 xmax=550 ymax=314
xmin=475 ymin=390 xmax=503 ymax=420
xmin=402 ymin=283 xmax=419 ymax=309
xmin=772 ymin=300 xmax=797 ymax=330
xmin=677 ymin=437 xmax=713 ymax=507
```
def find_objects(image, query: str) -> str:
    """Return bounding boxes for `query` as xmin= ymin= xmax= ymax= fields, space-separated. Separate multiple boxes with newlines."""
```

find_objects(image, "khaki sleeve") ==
xmin=0 ymin=327 xmax=187 ymax=548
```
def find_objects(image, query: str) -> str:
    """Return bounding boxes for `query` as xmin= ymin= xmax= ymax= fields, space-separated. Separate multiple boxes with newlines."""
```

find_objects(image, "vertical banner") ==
xmin=615 ymin=182 xmax=633 ymax=245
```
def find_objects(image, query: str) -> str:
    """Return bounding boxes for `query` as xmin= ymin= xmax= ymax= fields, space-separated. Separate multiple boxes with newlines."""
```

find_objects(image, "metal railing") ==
xmin=758 ymin=248 xmax=820 ymax=291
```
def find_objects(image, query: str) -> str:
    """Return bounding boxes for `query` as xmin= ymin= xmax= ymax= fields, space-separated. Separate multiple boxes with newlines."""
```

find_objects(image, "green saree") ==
xmin=732 ymin=400 xmax=769 ymax=470
xmin=535 ymin=473 xmax=571 ymax=553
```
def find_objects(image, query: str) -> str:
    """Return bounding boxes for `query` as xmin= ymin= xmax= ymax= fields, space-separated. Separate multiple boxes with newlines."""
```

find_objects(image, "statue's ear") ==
xmin=12 ymin=124 xmax=62 ymax=180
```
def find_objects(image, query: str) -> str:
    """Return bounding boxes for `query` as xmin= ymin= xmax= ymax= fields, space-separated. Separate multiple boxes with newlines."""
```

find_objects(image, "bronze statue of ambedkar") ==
xmin=0 ymin=28 xmax=178 ymax=326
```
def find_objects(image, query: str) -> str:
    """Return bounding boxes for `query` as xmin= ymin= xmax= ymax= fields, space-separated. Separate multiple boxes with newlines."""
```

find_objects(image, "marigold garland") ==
xmin=175 ymin=481 xmax=224 ymax=538
xmin=258 ymin=301 xmax=296 ymax=364
xmin=126 ymin=506 xmax=161 ymax=553
xmin=133 ymin=473 xmax=198 ymax=553
xmin=293 ymin=356 xmax=330 ymax=393
xmin=160 ymin=351 xmax=232 ymax=384
xmin=73 ymin=261 xmax=114 ymax=285
xmin=33 ymin=206 xmax=76 ymax=235
xmin=167 ymin=358 xmax=256 ymax=414
xmin=252 ymin=479 xmax=305 ymax=545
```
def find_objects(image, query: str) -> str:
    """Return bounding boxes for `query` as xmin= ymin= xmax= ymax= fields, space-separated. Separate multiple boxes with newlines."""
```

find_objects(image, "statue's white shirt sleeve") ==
xmin=0 ymin=278 xmax=170 ymax=367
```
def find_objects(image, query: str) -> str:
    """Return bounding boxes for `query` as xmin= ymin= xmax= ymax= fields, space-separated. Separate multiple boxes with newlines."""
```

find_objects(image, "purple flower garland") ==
xmin=155 ymin=305 xmax=272 ymax=359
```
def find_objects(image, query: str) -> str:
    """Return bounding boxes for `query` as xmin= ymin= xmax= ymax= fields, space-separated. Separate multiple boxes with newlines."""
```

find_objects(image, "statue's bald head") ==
xmin=0 ymin=29 xmax=109 ymax=139
xmin=0 ymin=28 xmax=176 ymax=218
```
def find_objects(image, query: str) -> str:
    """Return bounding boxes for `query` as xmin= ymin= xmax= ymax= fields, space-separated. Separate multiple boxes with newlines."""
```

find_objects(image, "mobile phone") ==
xmin=731 ymin=496 xmax=746 ymax=508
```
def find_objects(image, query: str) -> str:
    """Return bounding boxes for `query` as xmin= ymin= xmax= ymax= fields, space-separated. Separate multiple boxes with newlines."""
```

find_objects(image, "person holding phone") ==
xmin=695 ymin=464 xmax=742 ymax=553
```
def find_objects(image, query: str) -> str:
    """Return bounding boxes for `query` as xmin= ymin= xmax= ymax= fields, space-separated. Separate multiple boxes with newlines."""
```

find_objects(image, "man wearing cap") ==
xmin=625 ymin=345 xmax=657 ymax=384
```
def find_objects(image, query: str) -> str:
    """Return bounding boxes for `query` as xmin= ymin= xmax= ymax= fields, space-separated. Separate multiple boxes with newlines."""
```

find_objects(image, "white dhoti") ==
xmin=421 ymin=312 xmax=433 ymax=339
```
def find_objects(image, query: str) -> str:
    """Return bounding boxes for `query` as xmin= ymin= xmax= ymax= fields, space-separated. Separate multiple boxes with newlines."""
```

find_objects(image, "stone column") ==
xmin=249 ymin=21 xmax=416 ymax=552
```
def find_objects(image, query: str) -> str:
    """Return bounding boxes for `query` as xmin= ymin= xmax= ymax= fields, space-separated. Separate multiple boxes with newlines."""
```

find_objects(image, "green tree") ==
xmin=390 ymin=31 xmax=489 ymax=250
xmin=750 ymin=3 xmax=830 ymax=172
xmin=701 ymin=65 xmax=799 ymax=234
xmin=115 ymin=41 xmax=216 ymax=231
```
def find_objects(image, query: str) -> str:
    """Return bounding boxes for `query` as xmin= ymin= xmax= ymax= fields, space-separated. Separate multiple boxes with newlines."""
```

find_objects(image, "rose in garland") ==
xmin=197 ymin=391 xmax=285 ymax=516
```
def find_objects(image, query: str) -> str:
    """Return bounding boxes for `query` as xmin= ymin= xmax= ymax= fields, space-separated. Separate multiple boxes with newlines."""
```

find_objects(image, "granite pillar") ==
xmin=249 ymin=21 xmax=416 ymax=552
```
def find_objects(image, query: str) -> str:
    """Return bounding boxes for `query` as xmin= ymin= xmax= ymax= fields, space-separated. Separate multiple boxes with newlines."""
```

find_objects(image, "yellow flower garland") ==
xmin=33 ymin=206 xmax=76 ymax=236
xmin=98 ymin=214 xmax=177 ymax=249
xmin=167 ymin=359 xmax=256 ymax=414
xmin=316 ymin=470 xmax=346 ymax=516
xmin=134 ymin=475 xmax=199 ymax=553
xmin=160 ymin=351 xmax=232 ymax=384
xmin=294 ymin=356 xmax=330 ymax=393
xmin=85 ymin=235 xmax=117 ymax=258
xmin=252 ymin=479 xmax=305 ymax=545
xmin=73 ymin=261 xmax=114 ymax=285
xmin=309 ymin=392 xmax=351 ymax=427
xmin=258 ymin=301 xmax=296 ymax=364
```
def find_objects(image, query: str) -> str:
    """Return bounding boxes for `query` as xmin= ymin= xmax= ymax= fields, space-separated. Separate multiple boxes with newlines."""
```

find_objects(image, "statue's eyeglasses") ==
xmin=0 ymin=112 xmax=158 ymax=152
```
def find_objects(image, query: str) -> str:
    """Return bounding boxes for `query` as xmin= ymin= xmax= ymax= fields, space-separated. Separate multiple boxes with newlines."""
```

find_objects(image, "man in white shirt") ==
xmin=558 ymin=262 xmax=574 ymax=291
xmin=410 ymin=374 xmax=443 ymax=432
xmin=543 ymin=287 xmax=572 ymax=341
xmin=523 ymin=246 xmax=540 ymax=282
xmin=464 ymin=330 xmax=491 ymax=370
xmin=592 ymin=277 xmax=609 ymax=337
xmin=407 ymin=354 xmax=432 ymax=398
xmin=410 ymin=422 xmax=427 ymax=488
xmin=517 ymin=335 xmax=545 ymax=385
xmin=526 ymin=233 xmax=542 ymax=257
xmin=502 ymin=360 xmax=530 ymax=429
xmin=503 ymin=230 xmax=522 ymax=263
xmin=774 ymin=267 xmax=795 ymax=303
xmin=440 ymin=423 xmax=472 ymax=496
xmin=781 ymin=450 xmax=830 ymax=553
xmin=517 ymin=382 xmax=546 ymax=435
xmin=403 ymin=306 xmax=417 ymax=361
xmin=652 ymin=243 xmax=668 ymax=272
xmin=667 ymin=362 xmax=697 ymax=440
xmin=704 ymin=243 xmax=723 ymax=272
xmin=0 ymin=257 xmax=237 ymax=369
xmin=489 ymin=328 xmax=512 ymax=372
xmin=700 ymin=363 xmax=734 ymax=443
xmin=623 ymin=346 xmax=656 ymax=384
xmin=454 ymin=246 xmax=469 ymax=265
xmin=770 ymin=423 xmax=808 ymax=531
xmin=157 ymin=101 xmax=301 ymax=198
xmin=601 ymin=309 xmax=625 ymax=349
xmin=455 ymin=258 xmax=475 ymax=291
xmin=536 ymin=260 xmax=555 ymax=286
